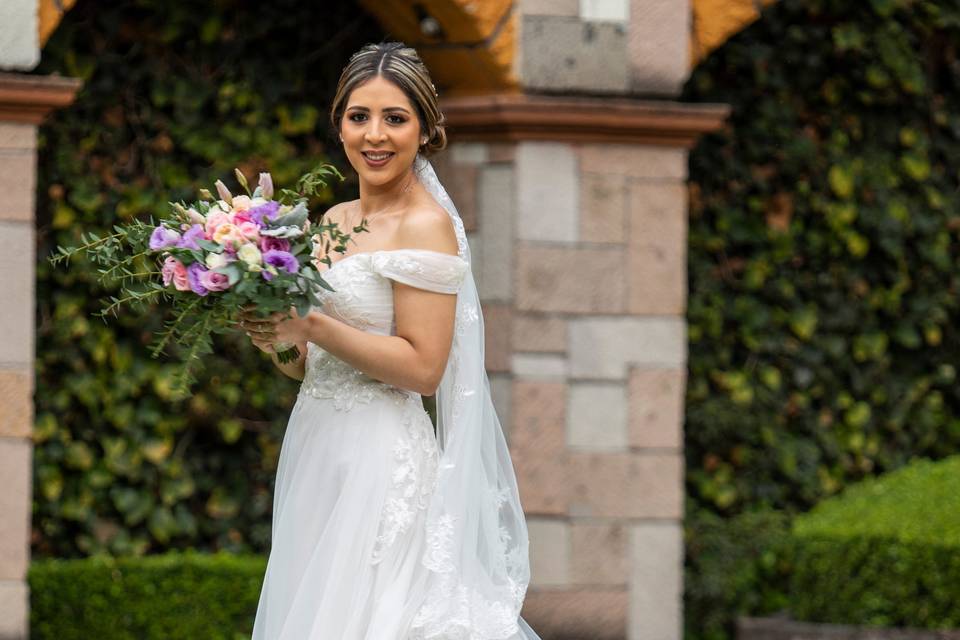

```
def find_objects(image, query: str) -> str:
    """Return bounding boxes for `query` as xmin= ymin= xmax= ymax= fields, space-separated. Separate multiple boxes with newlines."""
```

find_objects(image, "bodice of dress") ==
xmin=298 ymin=249 xmax=470 ymax=411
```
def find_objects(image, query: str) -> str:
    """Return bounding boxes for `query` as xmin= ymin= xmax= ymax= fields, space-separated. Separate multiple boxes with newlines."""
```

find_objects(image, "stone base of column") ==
xmin=0 ymin=580 xmax=29 ymax=640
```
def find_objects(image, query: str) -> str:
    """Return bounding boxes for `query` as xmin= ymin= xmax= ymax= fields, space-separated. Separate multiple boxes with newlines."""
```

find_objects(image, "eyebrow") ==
xmin=345 ymin=105 xmax=411 ymax=114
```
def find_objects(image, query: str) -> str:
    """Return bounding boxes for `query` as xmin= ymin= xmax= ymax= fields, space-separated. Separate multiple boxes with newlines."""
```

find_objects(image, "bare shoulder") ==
xmin=396 ymin=203 xmax=459 ymax=256
xmin=321 ymin=199 xmax=358 ymax=226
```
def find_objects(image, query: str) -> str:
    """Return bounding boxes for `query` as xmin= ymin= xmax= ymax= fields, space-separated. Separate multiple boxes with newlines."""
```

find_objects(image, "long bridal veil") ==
xmin=410 ymin=153 xmax=541 ymax=640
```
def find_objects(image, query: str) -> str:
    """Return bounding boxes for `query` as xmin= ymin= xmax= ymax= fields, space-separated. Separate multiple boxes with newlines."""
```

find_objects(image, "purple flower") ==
xmin=247 ymin=201 xmax=280 ymax=225
xmin=149 ymin=225 xmax=181 ymax=250
xmin=186 ymin=262 xmax=209 ymax=296
xmin=176 ymin=224 xmax=205 ymax=250
xmin=259 ymin=236 xmax=290 ymax=253
xmin=261 ymin=249 xmax=299 ymax=280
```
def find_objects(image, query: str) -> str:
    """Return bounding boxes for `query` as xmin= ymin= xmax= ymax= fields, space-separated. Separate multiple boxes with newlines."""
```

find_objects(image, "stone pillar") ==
xmin=1 ymin=3 xmax=82 ymax=633
xmin=437 ymin=2 xmax=727 ymax=639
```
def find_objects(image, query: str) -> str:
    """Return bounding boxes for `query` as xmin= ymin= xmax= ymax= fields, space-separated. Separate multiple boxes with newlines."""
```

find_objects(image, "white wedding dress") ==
xmin=252 ymin=159 xmax=541 ymax=640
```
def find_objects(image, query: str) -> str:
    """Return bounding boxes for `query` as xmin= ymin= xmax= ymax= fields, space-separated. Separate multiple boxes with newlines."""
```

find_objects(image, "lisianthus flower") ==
xmin=205 ymin=211 xmax=231 ymax=237
xmin=177 ymin=224 xmax=205 ymax=250
xmin=237 ymin=220 xmax=261 ymax=241
xmin=161 ymin=256 xmax=190 ymax=291
xmin=186 ymin=207 xmax=205 ymax=225
xmin=186 ymin=263 xmax=209 ymax=296
xmin=149 ymin=225 xmax=181 ymax=250
xmin=199 ymin=268 xmax=231 ymax=292
xmin=233 ymin=210 xmax=254 ymax=226
xmin=260 ymin=236 xmax=290 ymax=253
xmin=215 ymin=179 xmax=233 ymax=205
xmin=213 ymin=223 xmax=245 ymax=250
xmin=258 ymin=172 xmax=274 ymax=199
xmin=248 ymin=201 xmax=280 ymax=225
xmin=231 ymin=195 xmax=252 ymax=212
xmin=261 ymin=249 xmax=299 ymax=280
xmin=237 ymin=243 xmax=262 ymax=266
xmin=205 ymin=251 xmax=233 ymax=269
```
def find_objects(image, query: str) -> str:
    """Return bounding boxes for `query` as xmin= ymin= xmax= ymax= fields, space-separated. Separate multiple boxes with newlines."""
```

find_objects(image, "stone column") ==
xmin=437 ymin=1 xmax=728 ymax=638
xmin=0 ymin=4 xmax=82 ymax=631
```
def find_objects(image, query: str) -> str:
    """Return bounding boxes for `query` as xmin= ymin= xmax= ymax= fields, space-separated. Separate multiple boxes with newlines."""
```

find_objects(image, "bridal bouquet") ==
xmin=50 ymin=163 xmax=359 ymax=396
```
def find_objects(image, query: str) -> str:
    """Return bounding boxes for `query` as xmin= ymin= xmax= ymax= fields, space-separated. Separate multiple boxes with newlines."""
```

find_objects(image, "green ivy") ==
xmin=32 ymin=0 xmax=384 ymax=558
xmin=683 ymin=0 xmax=960 ymax=521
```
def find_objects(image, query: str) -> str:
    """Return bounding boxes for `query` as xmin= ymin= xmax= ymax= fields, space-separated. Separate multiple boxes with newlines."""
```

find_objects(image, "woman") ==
xmin=241 ymin=42 xmax=541 ymax=639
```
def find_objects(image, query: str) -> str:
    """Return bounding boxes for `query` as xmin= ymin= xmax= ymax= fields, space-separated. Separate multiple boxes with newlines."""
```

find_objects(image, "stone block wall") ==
xmin=517 ymin=0 xmax=691 ymax=96
xmin=0 ymin=121 xmax=37 ymax=640
xmin=434 ymin=137 xmax=688 ymax=639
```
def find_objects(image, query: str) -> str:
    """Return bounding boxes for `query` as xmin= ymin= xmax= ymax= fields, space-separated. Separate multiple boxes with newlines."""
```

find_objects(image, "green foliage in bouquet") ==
xmin=32 ymin=0 xmax=385 ymax=559
xmin=683 ymin=0 xmax=960 ymax=518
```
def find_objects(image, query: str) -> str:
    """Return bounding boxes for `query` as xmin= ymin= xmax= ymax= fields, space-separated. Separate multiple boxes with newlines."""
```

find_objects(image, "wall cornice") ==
xmin=0 ymin=72 xmax=83 ymax=124
xmin=440 ymin=93 xmax=730 ymax=148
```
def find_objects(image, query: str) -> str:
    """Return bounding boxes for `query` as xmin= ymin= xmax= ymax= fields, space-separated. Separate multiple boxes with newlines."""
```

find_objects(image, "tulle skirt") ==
xmin=252 ymin=388 xmax=541 ymax=640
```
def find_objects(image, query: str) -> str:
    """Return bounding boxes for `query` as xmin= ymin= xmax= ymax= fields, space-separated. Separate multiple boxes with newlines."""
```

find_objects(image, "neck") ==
xmin=358 ymin=165 xmax=416 ymax=216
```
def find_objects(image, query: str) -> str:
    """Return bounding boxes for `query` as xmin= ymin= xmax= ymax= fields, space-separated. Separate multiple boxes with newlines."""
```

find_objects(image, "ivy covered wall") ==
xmin=682 ymin=0 xmax=960 ymax=533
xmin=32 ymin=0 xmax=384 ymax=558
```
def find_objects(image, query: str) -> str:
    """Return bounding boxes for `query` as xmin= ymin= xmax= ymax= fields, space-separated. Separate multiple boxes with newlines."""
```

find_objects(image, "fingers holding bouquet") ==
xmin=238 ymin=304 xmax=310 ymax=352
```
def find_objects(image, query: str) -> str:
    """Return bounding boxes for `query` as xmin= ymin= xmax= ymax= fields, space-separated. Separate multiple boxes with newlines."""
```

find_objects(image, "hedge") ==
xmin=786 ymin=453 xmax=960 ymax=628
xmin=685 ymin=454 xmax=960 ymax=640
xmin=29 ymin=550 xmax=264 ymax=639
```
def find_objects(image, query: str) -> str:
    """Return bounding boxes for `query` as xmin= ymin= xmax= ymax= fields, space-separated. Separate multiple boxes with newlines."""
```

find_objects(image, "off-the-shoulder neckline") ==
xmin=321 ymin=248 xmax=466 ymax=273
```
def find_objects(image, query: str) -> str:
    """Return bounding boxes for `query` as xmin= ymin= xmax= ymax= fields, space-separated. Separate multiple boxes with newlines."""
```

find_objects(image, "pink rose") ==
xmin=161 ymin=256 xmax=190 ymax=292
xmin=199 ymin=269 xmax=231 ymax=292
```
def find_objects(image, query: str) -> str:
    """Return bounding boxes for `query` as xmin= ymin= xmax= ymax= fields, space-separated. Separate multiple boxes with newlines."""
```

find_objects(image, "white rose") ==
xmin=205 ymin=252 xmax=228 ymax=269
xmin=237 ymin=243 xmax=262 ymax=266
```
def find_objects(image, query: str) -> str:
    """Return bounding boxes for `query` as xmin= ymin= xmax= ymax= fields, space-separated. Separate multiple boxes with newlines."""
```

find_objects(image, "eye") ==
xmin=386 ymin=114 xmax=406 ymax=124
xmin=348 ymin=113 xmax=367 ymax=122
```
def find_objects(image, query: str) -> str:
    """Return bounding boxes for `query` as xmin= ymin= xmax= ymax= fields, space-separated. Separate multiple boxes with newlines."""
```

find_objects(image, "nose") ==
xmin=364 ymin=120 xmax=387 ymax=144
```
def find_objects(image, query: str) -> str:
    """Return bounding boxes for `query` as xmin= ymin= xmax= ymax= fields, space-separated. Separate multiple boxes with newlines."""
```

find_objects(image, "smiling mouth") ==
xmin=362 ymin=151 xmax=394 ymax=161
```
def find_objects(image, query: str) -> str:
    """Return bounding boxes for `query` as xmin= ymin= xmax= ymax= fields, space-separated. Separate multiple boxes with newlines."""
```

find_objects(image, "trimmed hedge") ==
xmin=29 ymin=550 xmax=264 ymax=639
xmin=685 ymin=454 xmax=960 ymax=640
xmin=787 ymin=454 xmax=960 ymax=628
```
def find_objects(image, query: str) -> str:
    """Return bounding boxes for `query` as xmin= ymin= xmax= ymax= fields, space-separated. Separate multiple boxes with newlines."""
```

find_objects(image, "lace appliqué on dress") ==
xmin=371 ymin=399 xmax=440 ymax=564
xmin=299 ymin=343 xmax=410 ymax=411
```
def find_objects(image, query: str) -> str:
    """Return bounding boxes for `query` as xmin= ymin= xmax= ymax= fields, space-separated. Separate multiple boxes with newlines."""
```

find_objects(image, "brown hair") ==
xmin=330 ymin=41 xmax=447 ymax=156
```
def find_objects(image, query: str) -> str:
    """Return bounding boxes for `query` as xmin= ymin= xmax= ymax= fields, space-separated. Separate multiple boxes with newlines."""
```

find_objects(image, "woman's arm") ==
xmin=269 ymin=207 xmax=461 ymax=396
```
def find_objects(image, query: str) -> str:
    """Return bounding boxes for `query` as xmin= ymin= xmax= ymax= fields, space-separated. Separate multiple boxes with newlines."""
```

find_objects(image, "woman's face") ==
xmin=340 ymin=75 xmax=424 ymax=187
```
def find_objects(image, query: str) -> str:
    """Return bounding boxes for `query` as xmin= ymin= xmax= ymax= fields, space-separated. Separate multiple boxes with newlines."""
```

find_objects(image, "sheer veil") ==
xmin=410 ymin=153 xmax=541 ymax=640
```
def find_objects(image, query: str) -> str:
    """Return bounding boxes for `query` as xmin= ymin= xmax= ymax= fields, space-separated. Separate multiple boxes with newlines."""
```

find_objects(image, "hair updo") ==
xmin=330 ymin=41 xmax=447 ymax=156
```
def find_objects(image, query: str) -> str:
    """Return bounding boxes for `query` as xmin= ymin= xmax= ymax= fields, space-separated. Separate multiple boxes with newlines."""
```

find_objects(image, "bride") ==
xmin=240 ymin=42 xmax=541 ymax=639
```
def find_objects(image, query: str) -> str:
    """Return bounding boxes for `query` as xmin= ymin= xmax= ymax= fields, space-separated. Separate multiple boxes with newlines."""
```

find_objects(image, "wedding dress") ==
xmin=252 ymin=155 xmax=540 ymax=640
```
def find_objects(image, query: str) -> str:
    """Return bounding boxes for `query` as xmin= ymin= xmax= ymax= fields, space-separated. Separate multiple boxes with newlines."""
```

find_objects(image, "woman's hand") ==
xmin=238 ymin=304 xmax=313 ymax=347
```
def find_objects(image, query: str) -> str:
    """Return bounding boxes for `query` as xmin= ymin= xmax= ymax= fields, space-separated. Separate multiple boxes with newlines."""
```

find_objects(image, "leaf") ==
xmin=196 ymin=239 xmax=224 ymax=253
xmin=828 ymin=165 xmax=855 ymax=199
